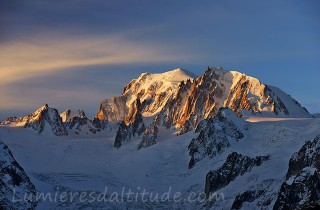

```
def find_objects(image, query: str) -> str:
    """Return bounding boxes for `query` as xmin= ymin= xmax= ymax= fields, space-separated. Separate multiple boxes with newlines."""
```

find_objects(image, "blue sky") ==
xmin=0 ymin=0 xmax=319 ymax=119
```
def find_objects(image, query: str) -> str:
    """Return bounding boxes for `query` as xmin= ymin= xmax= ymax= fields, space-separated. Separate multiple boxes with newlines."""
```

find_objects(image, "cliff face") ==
xmin=97 ymin=67 xmax=310 ymax=133
xmin=227 ymin=134 xmax=320 ymax=210
xmin=0 ymin=106 xmax=110 ymax=136
xmin=114 ymin=99 xmax=145 ymax=149
xmin=188 ymin=107 xmax=244 ymax=169
xmin=96 ymin=68 xmax=195 ymax=121
xmin=204 ymin=152 xmax=269 ymax=197
xmin=273 ymin=135 xmax=320 ymax=210
xmin=0 ymin=105 xmax=68 ymax=136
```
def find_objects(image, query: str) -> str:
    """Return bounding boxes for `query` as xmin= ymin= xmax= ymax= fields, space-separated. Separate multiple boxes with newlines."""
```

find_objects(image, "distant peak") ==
xmin=138 ymin=72 xmax=151 ymax=78
xmin=204 ymin=66 xmax=261 ymax=83
xmin=167 ymin=68 xmax=198 ymax=78
xmin=37 ymin=104 xmax=51 ymax=112
xmin=137 ymin=68 xmax=197 ymax=81
xmin=60 ymin=108 xmax=87 ymax=122
xmin=206 ymin=66 xmax=230 ymax=74
xmin=208 ymin=66 xmax=224 ymax=70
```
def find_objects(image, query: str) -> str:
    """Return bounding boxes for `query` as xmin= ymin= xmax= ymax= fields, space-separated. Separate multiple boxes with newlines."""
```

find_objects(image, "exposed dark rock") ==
xmin=188 ymin=123 xmax=230 ymax=169
xmin=97 ymin=95 xmax=128 ymax=121
xmin=224 ymin=76 xmax=252 ymax=114
xmin=126 ymin=99 xmax=145 ymax=136
xmin=312 ymin=113 xmax=320 ymax=118
xmin=68 ymin=116 xmax=96 ymax=134
xmin=114 ymin=121 xmax=131 ymax=149
xmin=273 ymin=135 xmax=320 ymax=210
xmin=231 ymin=180 xmax=276 ymax=210
xmin=114 ymin=99 xmax=145 ymax=149
xmin=231 ymin=189 xmax=265 ymax=210
xmin=286 ymin=135 xmax=320 ymax=179
xmin=0 ymin=139 xmax=38 ymax=210
xmin=23 ymin=105 xmax=68 ymax=136
xmin=137 ymin=121 xmax=158 ymax=150
xmin=195 ymin=119 xmax=207 ymax=133
xmin=188 ymin=108 xmax=244 ymax=169
xmin=97 ymin=67 xmax=309 ymax=134
xmin=204 ymin=152 xmax=269 ymax=197
xmin=0 ymin=105 xmax=68 ymax=136
xmin=264 ymin=86 xmax=289 ymax=115
xmin=0 ymin=117 xmax=19 ymax=126
xmin=215 ymin=107 xmax=244 ymax=139
xmin=92 ymin=117 xmax=108 ymax=131
xmin=60 ymin=109 xmax=84 ymax=123
xmin=178 ymin=120 xmax=193 ymax=135
xmin=273 ymin=167 xmax=320 ymax=210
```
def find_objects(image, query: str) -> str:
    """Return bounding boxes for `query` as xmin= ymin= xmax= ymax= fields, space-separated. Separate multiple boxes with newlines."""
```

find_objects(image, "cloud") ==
xmin=0 ymin=33 xmax=194 ymax=115
xmin=0 ymin=33 xmax=190 ymax=85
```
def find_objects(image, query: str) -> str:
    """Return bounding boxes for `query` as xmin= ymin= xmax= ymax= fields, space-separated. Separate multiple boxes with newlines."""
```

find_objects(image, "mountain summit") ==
xmin=97 ymin=68 xmax=196 ymax=121
xmin=0 ymin=66 xmax=318 ymax=210
xmin=97 ymin=66 xmax=310 ymax=131
xmin=1 ymin=104 xmax=68 ymax=136
xmin=1 ymin=66 xmax=310 ymax=139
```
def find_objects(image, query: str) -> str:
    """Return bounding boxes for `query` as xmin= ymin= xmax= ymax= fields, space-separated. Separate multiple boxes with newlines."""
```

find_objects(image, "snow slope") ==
xmin=0 ymin=139 xmax=38 ymax=209
xmin=268 ymin=86 xmax=310 ymax=118
xmin=1 ymin=116 xmax=319 ymax=209
xmin=97 ymin=68 xmax=196 ymax=120
xmin=312 ymin=113 xmax=320 ymax=118
xmin=0 ymin=67 xmax=317 ymax=209
xmin=97 ymin=67 xmax=311 ymax=133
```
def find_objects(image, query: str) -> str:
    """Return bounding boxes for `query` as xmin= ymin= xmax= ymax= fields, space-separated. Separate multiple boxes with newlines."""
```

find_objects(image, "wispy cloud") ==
xmin=0 ymin=33 xmax=190 ymax=85
xmin=0 ymin=33 xmax=193 ymax=116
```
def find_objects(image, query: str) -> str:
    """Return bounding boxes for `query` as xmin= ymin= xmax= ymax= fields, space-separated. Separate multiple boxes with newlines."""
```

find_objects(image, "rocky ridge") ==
xmin=204 ymin=152 xmax=269 ymax=197
xmin=97 ymin=67 xmax=310 ymax=134
xmin=188 ymin=107 xmax=245 ymax=169
xmin=273 ymin=134 xmax=320 ymax=210
xmin=0 ymin=139 xmax=38 ymax=210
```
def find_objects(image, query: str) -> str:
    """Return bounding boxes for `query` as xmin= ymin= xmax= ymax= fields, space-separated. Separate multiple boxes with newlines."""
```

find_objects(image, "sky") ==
xmin=0 ymin=0 xmax=319 ymax=119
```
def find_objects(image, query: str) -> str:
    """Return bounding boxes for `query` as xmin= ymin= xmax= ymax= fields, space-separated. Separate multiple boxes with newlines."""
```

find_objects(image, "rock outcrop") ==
xmin=0 ymin=106 xmax=111 ymax=136
xmin=114 ymin=99 xmax=145 ymax=149
xmin=23 ymin=105 xmax=68 ymax=136
xmin=92 ymin=117 xmax=108 ymax=131
xmin=137 ymin=116 xmax=159 ymax=150
xmin=204 ymin=152 xmax=269 ymax=197
xmin=273 ymin=134 xmax=320 ymax=210
xmin=63 ymin=110 xmax=105 ymax=135
xmin=230 ymin=180 xmax=277 ymax=210
xmin=188 ymin=108 xmax=244 ymax=169
xmin=97 ymin=96 xmax=128 ymax=121
xmin=0 ymin=139 xmax=38 ymax=210
xmin=60 ymin=109 xmax=87 ymax=122
xmin=0 ymin=105 xmax=68 ymax=136
xmin=97 ymin=67 xmax=310 ymax=135
xmin=312 ymin=113 xmax=320 ymax=118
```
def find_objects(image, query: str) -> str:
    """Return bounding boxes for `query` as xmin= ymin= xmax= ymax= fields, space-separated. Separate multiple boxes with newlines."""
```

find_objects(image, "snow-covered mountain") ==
xmin=1 ymin=110 xmax=319 ymax=209
xmin=60 ymin=109 xmax=86 ymax=122
xmin=97 ymin=67 xmax=310 ymax=132
xmin=0 ymin=66 xmax=318 ymax=209
xmin=273 ymin=135 xmax=320 ymax=209
xmin=0 ymin=139 xmax=38 ymax=209
xmin=0 ymin=106 xmax=110 ymax=136
xmin=97 ymin=68 xmax=196 ymax=121
xmin=1 ymin=67 xmax=310 ymax=140
xmin=188 ymin=107 xmax=245 ymax=169
xmin=60 ymin=109 xmax=108 ymax=135
xmin=95 ymin=67 xmax=311 ymax=148
xmin=1 ymin=104 xmax=68 ymax=136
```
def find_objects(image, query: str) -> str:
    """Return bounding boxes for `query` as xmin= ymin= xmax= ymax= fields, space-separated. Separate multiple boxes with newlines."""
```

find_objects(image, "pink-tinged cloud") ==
xmin=0 ymin=34 xmax=191 ymax=85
